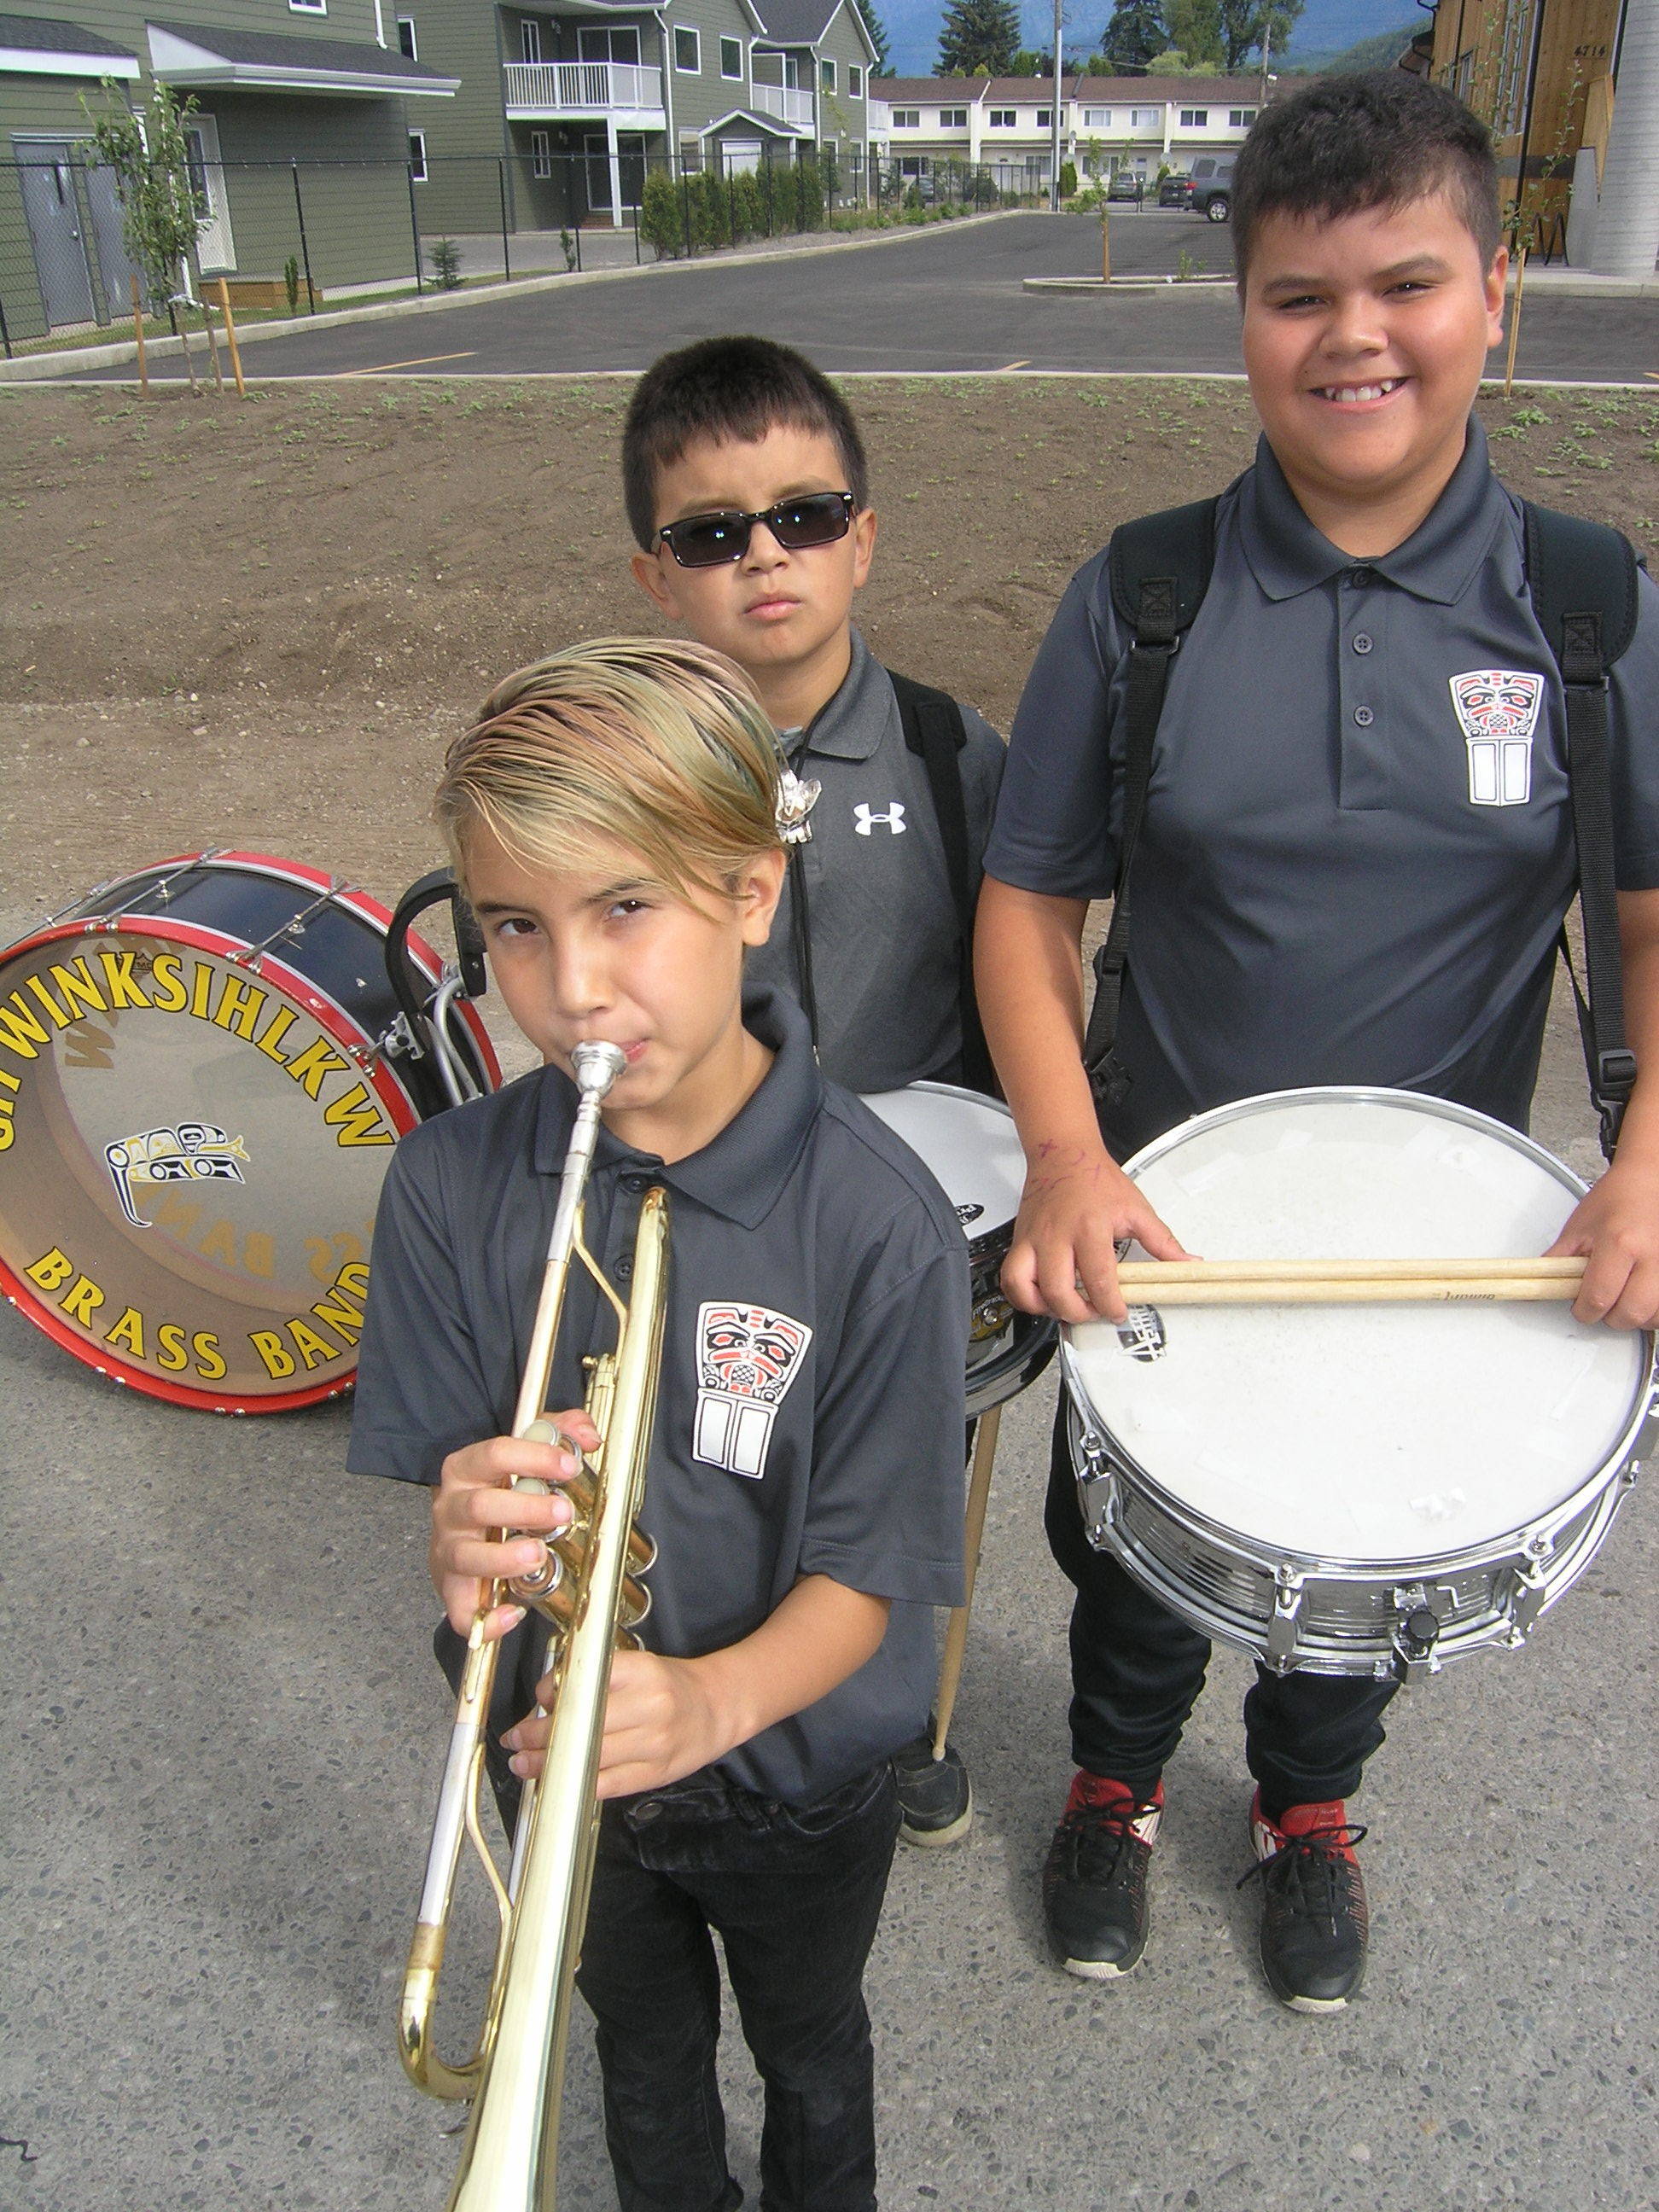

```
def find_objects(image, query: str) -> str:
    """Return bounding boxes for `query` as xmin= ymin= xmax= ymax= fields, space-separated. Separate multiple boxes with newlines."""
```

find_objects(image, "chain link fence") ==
xmin=0 ymin=146 xmax=1036 ymax=357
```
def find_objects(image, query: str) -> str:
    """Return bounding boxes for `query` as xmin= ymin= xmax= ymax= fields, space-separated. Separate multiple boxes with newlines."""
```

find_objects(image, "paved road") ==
xmin=2 ymin=921 xmax=1656 ymax=2212
xmin=80 ymin=212 xmax=1659 ymax=383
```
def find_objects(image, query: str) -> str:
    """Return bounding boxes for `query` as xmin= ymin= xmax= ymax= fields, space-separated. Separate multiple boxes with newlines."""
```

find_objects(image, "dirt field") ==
xmin=3 ymin=377 xmax=1657 ymax=927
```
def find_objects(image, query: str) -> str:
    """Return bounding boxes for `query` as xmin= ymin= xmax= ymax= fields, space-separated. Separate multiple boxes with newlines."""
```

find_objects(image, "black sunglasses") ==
xmin=655 ymin=491 xmax=856 ymax=569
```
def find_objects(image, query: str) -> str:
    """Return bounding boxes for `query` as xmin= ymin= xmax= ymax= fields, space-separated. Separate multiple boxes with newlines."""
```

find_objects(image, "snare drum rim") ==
xmin=0 ymin=910 xmax=421 ymax=1414
xmin=1062 ymin=1084 xmax=1657 ymax=1582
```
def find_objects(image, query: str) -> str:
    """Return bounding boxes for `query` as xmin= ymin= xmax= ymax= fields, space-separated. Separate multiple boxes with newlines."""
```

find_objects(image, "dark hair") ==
xmin=1231 ymin=72 xmax=1501 ymax=291
xmin=621 ymin=335 xmax=870 ymax=550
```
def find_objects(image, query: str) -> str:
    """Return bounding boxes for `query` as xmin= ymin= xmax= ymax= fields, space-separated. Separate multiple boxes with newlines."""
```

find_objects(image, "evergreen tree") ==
xmin=1099 ymin=0 xmax=1169 ymax=72
xmin=853 ymin=0 xmax=893 ymax=76
xmin=938 ymin=0 xmax=1020 ymax=77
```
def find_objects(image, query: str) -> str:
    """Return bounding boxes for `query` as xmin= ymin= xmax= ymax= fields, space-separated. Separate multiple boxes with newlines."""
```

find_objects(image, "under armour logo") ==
xmin=853 ymin=802 xmax=906 ymax=836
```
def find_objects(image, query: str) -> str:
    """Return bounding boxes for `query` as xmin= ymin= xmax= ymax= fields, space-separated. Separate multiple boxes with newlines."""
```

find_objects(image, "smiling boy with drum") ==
xmin=975 ymin=73 xmax=1659 ymax=2010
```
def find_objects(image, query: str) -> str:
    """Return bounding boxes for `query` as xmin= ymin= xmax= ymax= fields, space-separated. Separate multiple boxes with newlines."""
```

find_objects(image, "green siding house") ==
xmin=404 ymin=0 xmax=875 ymax=236
xmin=1 ymin=0 xmax=456 ymax=338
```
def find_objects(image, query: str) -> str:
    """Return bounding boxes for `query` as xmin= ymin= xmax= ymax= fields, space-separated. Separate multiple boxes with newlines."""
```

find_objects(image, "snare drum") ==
xmin=1062 ymin=1089 xmax=1656 ymax=1681
xmin=0 ymin=852 xmax=499 ymax=1412
xmin=862 ymin=1081 xmax=1056 ymax=1419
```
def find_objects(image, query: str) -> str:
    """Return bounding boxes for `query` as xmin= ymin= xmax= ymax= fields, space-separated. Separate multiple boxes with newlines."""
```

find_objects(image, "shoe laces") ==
xmin=1057 ymin=1794 xmax=1159 ymax=1882
xmin=1237 ymin=1821 xmax=1368 ymax=1921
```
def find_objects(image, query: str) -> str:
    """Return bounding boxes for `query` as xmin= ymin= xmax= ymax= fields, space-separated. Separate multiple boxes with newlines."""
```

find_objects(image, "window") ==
xmin=1036 ymin=107 xmax=1051 ymax=127
xmin=940 ymin=106 xmax=966 ymax=127
xmin=1083 ymin=106 xmax=1109 ymax=126
xmin=821 ymin=57 xmax=835 ymax=90
xmin=846 ymin=137 xmax=863 ymax=168
xmin=519 ymin=19 xmax=540 ymax=61
xmin=848 ymin=65 xmax=861 ymax=96
xmin=408 ymin=129 xmax=427 ymax=179
xmin=530 ymin=127 xmax=551 ymax=176
xmin=578 ymin=23 xmax=639 ymax=61
xmin=678 ymin=133 xmax=703 ymax=172
xmin=1228 ymin=107 xmax=1257 ymax=127
xmin=395 ymin=14 xmax=416 ymax=55
xmin=1179 ymin=108 xmax=1209 ymax=127
xmin=673 ymin=26 xmax=700 ymax=72
xmin=289 ymin=0 xmax=326 ymax=14
xmin=1131 ymin=105 xmax=1158 ymax=128
xmin=892 ymin=107 xmax=919 ymax=127
xmin=720 ymin=34 xmax=742 ymax=76
xmin=989 ymin=108 xmax=1014 ymax=126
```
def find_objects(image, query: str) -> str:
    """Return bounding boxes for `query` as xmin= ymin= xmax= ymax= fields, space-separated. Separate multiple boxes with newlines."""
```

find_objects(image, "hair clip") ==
xmin=777 ymin=766 xmax=822 ymax=846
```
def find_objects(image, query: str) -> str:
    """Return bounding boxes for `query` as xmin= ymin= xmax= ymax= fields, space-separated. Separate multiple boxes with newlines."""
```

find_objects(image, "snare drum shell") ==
xmin=1062 ymin=1088 xmax=1656 ymax=1677
xmin=0 ymin=853 xmax=499 ymax=1413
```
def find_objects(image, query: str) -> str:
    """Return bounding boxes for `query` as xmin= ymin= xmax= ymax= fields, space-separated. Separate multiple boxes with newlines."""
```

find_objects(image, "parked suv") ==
xmin=1157 ymin=172 xmax=1194 ymax=208
xmin=1185 ymin=154 xmax=1236 ymax=222
xmin=1107 ymin=169 xmax=1144 ymax=203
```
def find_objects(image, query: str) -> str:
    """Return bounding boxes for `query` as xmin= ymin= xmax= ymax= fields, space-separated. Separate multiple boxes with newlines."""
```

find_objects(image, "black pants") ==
xmin=1045 ymin=1408 xmax=1397 ymax=1818
xmin=434 ymin=1622 xmax=899 ymax=2211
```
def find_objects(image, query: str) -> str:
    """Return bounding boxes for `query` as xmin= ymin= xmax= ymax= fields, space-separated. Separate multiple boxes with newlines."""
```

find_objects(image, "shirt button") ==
xmin=1353 ymin=632 xmax=1373 ymax=654
xmin=1353 ymin=706 xmax=1375 ymax=727
xmin=621 ymin=1172 xmax=652 ymax=1193
xmin=615 ymin=1254 xmax=634 ymax=1279
xmin=1349 ymin=566 xmax=1374 ymax=587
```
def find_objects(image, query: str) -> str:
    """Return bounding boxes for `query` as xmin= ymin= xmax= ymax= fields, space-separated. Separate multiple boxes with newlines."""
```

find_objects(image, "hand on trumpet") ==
xmin=429 ymin=1410 xmax=601 ymax=1639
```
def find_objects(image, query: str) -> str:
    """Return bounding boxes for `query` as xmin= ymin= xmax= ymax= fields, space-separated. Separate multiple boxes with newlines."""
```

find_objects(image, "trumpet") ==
xmin=399 ymin=1039 xmax=670 ymax=2211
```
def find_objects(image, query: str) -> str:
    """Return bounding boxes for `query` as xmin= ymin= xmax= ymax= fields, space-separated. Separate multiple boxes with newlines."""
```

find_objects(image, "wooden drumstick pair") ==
xmin=1112 ymin=1255 xmax=1589 ymax=1306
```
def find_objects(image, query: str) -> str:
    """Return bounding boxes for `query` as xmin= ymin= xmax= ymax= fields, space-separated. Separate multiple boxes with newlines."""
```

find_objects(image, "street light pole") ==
xmin=1051 ymin=0 xmax=1063 ymax=208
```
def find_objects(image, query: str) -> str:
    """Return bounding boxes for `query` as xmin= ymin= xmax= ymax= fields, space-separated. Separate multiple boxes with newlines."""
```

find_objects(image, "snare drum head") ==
xmin=1067 ymin=1091 xmax=1650 ymax=1565
xmin=0 ymin=855 xmax=482 ymax=1412
xmin=860 ymin=1082 xmax=1026 ymax=1241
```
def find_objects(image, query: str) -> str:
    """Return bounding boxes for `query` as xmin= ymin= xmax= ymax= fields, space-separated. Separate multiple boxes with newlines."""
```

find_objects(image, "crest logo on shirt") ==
xmin=853 ymin=802 xmax=907 ymax=836
xmin=693 ymin=1301 xmax=813 ymax=1481
xmin=1450 ymin=669 xmax=1545 ymax=806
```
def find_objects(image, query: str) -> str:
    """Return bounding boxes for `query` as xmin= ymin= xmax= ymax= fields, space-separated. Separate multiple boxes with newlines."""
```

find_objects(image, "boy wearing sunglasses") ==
xmin=625 ymin=335 xmax=1006 ymax=1848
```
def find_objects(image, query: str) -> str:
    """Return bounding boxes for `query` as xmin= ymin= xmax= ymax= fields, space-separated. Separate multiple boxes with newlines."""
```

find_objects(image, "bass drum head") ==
xmin=1065 ymin=1089 xmax=1651 ymax=1567
xmin=860 ymin=1081 xmax=1027 ymax=1247
xmin=0 ymin=856 xmax=492 ymax=1412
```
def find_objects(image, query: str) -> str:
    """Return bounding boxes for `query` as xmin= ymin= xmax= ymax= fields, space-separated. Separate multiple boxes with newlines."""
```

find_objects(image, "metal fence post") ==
xmin=291 ymin=162 xmax=317 ymax=311
xmin=0 ymin=288 xmax=11 ymax=360
xmin=408 ymin=161 xmax=424 ymax=294
xmin=498 ymin=157 xmax=511 ymax=282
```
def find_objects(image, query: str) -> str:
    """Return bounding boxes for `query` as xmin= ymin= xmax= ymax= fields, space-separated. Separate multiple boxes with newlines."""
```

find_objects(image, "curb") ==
xmin=0 ymin=210 xmax=1022 ymax=384
xmin=1023 ymin=275 xmax=1234 ymax=294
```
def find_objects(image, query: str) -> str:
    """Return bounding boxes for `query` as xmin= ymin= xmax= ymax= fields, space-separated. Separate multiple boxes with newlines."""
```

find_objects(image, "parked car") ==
xmin=1158 ymin=172 xmax=1194 ymax=208
xmin=1107 ymin=170 xmax=1145 ymax=204
xmin=1185 ymin=154 xmax=1236 ymax=222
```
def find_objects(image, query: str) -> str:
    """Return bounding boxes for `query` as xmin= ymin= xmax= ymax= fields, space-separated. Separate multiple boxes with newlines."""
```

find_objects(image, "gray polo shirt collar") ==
xmin=1240 ymin=416 xmax=1506 ymax=608
xmin=784 ymin=626 xmax=888 ymax=762
xmin=530 ymin=987 xmax=822 ymax=1228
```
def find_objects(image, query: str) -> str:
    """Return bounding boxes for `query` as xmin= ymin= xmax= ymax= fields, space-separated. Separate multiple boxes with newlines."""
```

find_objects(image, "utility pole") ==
xmin=1051 ymin=0 xmax=1064 ymax=208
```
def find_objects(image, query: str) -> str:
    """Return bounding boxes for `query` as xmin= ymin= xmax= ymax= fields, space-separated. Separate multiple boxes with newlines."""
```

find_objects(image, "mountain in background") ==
xmin=877 ymin=0 xmax=1423 ymax=80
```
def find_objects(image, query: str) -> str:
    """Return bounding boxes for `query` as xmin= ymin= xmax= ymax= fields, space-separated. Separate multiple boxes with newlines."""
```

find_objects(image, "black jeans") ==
xmin=1045 ymin=1407 xmax=1397 ymax=1818
xmin=433 ymin=1621 xmax=899 ymax=2212
xmin=576 ymin=1763 xmax=901 ymax=2212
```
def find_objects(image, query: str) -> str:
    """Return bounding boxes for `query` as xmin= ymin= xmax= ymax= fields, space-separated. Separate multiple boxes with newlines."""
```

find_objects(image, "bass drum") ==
xmin=0 ymin=851 xmax=498 ymax=1412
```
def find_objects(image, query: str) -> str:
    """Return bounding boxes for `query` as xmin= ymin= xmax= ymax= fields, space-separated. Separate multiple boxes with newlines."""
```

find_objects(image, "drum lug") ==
xmin=379 ymin=1011 xmax=424 ymax=1062
xmin=1388 ymin=1582 xmax=1453 ymax=1682
xmin=1264 ymin=1566 xmax=1305 ymax=1674
xmin=1503 ymin=1532 xmax=1554 ymax=1646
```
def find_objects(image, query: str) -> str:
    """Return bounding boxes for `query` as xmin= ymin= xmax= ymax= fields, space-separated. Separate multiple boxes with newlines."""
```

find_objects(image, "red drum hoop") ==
xmin=0 ymin=851 xmax=499 ymax=1413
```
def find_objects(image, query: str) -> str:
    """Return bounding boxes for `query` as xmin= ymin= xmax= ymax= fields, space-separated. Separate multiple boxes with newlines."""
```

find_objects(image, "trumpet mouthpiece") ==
xmin=572 ymin=1040 xmax=628 ymax=1098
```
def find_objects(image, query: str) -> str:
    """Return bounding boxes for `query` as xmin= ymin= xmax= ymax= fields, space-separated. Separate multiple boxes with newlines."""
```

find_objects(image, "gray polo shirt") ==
xmin=748 ymin=627 xmax=1005 ymax=1092
xmin=986 ymin=422 xmax=1659 ymax=1155
xmin=347 ymin=987 xmax=967 ymax=1804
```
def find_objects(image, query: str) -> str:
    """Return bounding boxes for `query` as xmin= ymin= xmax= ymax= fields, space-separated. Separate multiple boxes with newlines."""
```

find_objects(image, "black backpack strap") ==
xmin=1082 ymin=497 xmax=1220 ymax=1106
xmin=1523 ymin=500 xmax=1642 ymax=1157
xmin=891 ymin=669 xmax=998 ymax=1096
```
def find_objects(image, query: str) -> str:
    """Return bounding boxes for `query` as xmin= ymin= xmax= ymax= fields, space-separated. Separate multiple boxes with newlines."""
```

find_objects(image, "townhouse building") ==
xmin=2 ymin=0 xmax=456 ymax=328
xmin=870 ymin=74 xmax=1269 ymax=195
xmin=403 ymin=0 xmax=876 ymax=236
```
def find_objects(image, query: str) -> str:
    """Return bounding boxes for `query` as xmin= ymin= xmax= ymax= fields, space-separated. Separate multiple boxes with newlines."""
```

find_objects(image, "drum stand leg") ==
xmin=930 ymin=1403 xmax=1003 ymax=1761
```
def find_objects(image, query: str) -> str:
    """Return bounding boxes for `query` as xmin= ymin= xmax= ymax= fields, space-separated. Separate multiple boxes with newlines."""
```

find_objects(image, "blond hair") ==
xmin=436 ymin=637 xmax=784 ymax=902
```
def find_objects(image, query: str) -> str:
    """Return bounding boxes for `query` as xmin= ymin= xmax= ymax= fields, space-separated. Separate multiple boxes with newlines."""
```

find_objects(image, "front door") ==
xmin=80 ymin=160 xmax=140 ymax=309
xmin=15 ymin=142 xmax=95 ymax=327
xmin=184 ymin=116 xmax=236 ymax=274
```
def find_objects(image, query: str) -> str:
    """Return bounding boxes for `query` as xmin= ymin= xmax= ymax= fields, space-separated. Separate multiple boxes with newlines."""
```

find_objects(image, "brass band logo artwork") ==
xmin=104 ymin=1122 xmax=251 ymax=1228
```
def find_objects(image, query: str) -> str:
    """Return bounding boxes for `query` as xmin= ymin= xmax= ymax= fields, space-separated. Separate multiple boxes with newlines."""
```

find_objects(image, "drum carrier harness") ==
xmin=1082 ymin=493 xmax=1646 ymax=1161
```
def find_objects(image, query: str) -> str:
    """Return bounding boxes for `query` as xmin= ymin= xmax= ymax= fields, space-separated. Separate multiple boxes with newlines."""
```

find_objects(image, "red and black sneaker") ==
xmin=1239 ymin=1791 xmax=1370 ymax=2013
xmin=1042 ymin=1773 xmax=1163 ymax=1979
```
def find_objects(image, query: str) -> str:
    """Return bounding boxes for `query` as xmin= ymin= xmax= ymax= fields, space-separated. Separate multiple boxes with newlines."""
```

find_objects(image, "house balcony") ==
xmin=502 ymin=60 xmax=665 ymax=120
xmin=750 ymin=82 xmax=814 ymax=131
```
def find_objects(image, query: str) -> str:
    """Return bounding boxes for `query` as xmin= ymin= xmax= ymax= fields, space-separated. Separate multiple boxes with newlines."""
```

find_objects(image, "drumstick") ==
xmin=1115 ymin=1256 xmax=1586 ymax=1285
xmin=1111 ymin=1272 xmax=1583 ymax=1306
xmin=930 ymin=1402 xmax=1003 ymax=1762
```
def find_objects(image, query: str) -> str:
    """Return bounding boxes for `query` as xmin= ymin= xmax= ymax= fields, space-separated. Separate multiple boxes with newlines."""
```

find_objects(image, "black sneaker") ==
xmin=892 ymin=1730 xmax=973 ymax=1847
xmin=1042 ymin=1773 xmax=1163 ymax=1978
xmin=1239 ymin=1791 xmax=1370 ymax=2013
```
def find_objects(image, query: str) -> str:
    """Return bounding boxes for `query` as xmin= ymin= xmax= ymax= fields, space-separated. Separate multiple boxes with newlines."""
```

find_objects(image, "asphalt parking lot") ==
xmin=74 ymin=212 xmax=1659 ymax=384
xmin=3 ymin=927 xmax=1656 ymax=2212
